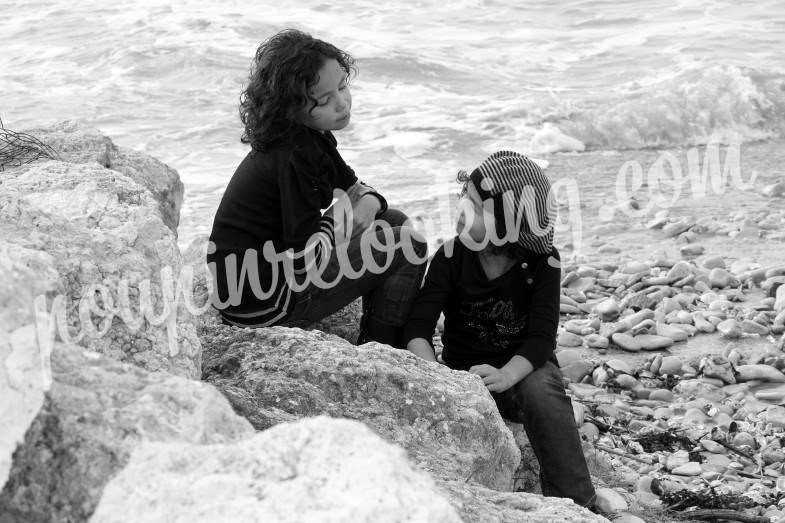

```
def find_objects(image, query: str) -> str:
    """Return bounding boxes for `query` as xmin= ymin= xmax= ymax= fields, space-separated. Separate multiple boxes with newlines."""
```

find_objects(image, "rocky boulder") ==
xmin=91 ymin=416 xmax=462 ymax=523
xmin=25 ymin=120 xmax=183 ymax=232
xmin=0 ymin=241 xmax=63 ymax=489
xmin=438 ymin=479 xmax=606 ymax=523
xmin=200 ymin=325 xmax=520 ymax=490
xmin=0 ymin=159 xmax=201 ymax=378
xmin=0 ymin=343 xmax=253 ymax=522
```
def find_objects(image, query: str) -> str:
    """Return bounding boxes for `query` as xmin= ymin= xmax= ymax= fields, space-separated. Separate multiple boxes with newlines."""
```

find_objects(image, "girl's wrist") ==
xmin=362 ymin=192 xmax=387 ymax=217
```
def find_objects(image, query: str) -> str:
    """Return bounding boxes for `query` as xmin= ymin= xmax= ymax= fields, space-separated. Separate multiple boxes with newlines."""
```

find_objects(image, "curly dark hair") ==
xmin=456 ymin=169 xmax=528 ymax=259
xmin=239 ymin=29 xmax=356 ymax=151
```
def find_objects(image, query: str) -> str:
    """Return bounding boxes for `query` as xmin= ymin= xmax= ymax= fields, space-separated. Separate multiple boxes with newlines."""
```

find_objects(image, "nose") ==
xmin=336 ymin=90 xmax=350 ymax=113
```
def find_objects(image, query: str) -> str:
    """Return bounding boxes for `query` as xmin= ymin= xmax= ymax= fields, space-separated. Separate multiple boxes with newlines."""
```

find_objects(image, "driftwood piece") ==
xmin=673 ymin=509 xmax=768 ymax=522
xmin=593 ymin=443 xmax=654 ymax=465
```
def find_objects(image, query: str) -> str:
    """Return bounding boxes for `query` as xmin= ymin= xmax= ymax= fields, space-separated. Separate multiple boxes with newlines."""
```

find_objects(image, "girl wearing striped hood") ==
xmin=403 ymin=150 xmax=596 ymax=508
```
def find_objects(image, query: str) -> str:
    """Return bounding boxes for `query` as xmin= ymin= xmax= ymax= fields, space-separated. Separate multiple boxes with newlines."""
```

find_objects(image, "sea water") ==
xmin=2 ymin=0 xmax=784 ymax=262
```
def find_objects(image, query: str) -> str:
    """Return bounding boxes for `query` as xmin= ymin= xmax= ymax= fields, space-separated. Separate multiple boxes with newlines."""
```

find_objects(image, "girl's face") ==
xmin=297 ymin=58 xmax=352 ymax=132
xmin=456 ymin=181 xmax=493 ymax=246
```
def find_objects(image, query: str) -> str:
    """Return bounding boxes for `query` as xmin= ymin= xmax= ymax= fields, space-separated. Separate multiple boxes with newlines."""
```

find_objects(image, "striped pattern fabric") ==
xmin=470 ymin=150 xmax=555 ymax=254
xmin=218 ymin=214 xmax=336 ymax=328
xmin=285 ymin=214 xmax=336 ymax=276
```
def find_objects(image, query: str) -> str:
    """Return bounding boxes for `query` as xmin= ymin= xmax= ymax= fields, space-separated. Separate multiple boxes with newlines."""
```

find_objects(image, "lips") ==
xmin=338 ymin=113 xmax=350 ymax=121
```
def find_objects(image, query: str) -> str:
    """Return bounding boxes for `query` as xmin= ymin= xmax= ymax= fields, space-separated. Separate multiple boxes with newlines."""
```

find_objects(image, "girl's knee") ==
xmin=513 ymin=363 xmax=567 ymax=403
xmin=373 ymin=224 xmax=427 ymax=262
xmin=377 ymin=207 xmax=409 ymax=228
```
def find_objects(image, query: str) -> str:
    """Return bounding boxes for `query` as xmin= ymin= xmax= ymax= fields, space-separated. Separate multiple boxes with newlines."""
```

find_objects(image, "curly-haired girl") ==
xmin=207 ymin=29 xmax=427 ymax=348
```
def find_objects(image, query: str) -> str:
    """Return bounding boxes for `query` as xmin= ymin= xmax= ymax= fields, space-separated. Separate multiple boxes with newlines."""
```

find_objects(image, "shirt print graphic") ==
xmin=458 ymin=297 xmax=527 ymax=351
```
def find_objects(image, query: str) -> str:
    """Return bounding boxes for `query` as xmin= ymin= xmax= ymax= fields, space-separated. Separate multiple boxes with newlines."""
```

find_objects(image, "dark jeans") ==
xmin=280 ymin=208 xmax=427 ymax=348
xmin=493 ymin=361 xmax=596 ymax=507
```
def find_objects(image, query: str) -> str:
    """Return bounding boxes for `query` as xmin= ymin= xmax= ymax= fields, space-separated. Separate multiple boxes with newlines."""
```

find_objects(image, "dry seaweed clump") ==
xmin=0 ymin=116 xmax=61 ymax=171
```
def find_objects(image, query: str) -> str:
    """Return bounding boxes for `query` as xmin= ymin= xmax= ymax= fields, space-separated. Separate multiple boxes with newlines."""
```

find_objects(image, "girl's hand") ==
xmin=352 ymin=194 xmax=381 ymax=232
xmin=469 ymin=364 xmax=517 ymax=393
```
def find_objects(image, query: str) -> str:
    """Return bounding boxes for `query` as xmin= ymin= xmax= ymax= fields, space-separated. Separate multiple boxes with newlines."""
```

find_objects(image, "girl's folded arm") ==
xmin=403 ymin=245 xmax=453 ymax=361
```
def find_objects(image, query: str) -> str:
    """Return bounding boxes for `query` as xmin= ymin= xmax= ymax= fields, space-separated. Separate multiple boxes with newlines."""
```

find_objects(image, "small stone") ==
xmin=596 ymin=298 xmax=621 ymax=321
xmin=592 ymin=366 xmax=609 ymax=386
xmin=683 ymin=408 xmax=710 ymax=424
xmin=693 ymin=313 xmax=716 ymax=333
xmin=622 ymin=261 xmax=651 ymax=274
xmin=595 ymin=487 xmax=628 ymax=513
xmin=709 ymin=268 xmax=738 ymax=288
xmin=596 ymin=404 xmax=621 ymax=418
xmin=672 ymin=462 xmax=702 ymax=476
xmin=649 ymin=354 xmax=663 ymax=374
xmin=741 ymin=319 xmax=769 ymax=335
xmin=561 ymin=360 xmax=594 ymax=383
xmin=680 ymin=244 xmax=705 ymax=256
xmin=557 ymin=331 xmax=584 ymax=347
xmin=736 ymin=364 xmax=785 ymax=383
xmin=556 ymin=349 xmax=581 ymax=367
xmin=653 ymin=406 xmax=674 ymax=419
xmin=673 ymin=379 xmax=721 ymax=398
xmin=656 ymin=322 xmax=688 ymax=341
xmin=634 ymin=491 xmax=662 ymax=509
xmin=731 ymin=432 xmax=756 ymax=449
xmin=612 ymin=333 xmax=641 ymax=352
xmin=568 ymin=383 xmax=604 ymax=399
xmin=776 ymin=284 xmax=785 ymax=313
xmin=703 ymin=453 xmax=732 ymax=471
xmin=717 ymin=319 xmax=741 ymax=338
xmin=560 ymin=303 xmax=582 ymax=314
xmin=762 ymin=449 xmax=785 ymax=465
xmin=649 ymin=389 xmax=674 ymax=402
xmin=755 ymin=388 xmax=785 ymax=402
xmin=571 ymin=400 xmax=586 ymax=426
xmin=666 ymin=450 xmax=690 ymax=470
xmin=762 ymin=180 xmax=785 ymax=197
xmin=667 ymin=261 xmax=694 ymax=281
xmin=564 ymin=319 xmax=594 ymax=335
xmin=630 ymin=319 xmax=656 ymax=336
xmin=585 ymin=334 xmax=609 ymax=349
xmin=700 ymin=440 xmax=726 ymax=453
xmin=708 ymin=299 xmax=732 ymax=312
xmin=616 ymin=374 xmax=639 ymax=390
xmin=660 ymin=297 xmax=682 ymax=314
xmin=636 ymin=476 xmax=653 ymax=493
xmin=663 ymin=220 xmax=692 ymax=238
xmin=578 ymin=422 xmax=600 ymax=441
xmin=567 ymin=277 xmax=596 ymax=293
xmin=606 ymin=359 xmax=633 ymax=375
xmin=636 ymin=334 xmax=674 ymax=350
xmin=764 ymin=406 xmax=785 ymax=428
xmin=658 ymin=356 xmax=682 ymax=375
xmin=702 ymin=256 xmax=726 ymax=270
xmin=575 ymin=266 xmax=599 ymax=278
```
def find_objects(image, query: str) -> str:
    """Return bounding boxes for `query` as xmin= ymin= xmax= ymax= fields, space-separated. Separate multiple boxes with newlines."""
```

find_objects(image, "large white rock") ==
xmin=26 ymin=120 xmax=184 ymax=231
xmin=200 ymin=325 xmax=520 ymax=490
xmin=0 ymin=160 xmax=201 ymax=378
xmin=0 ymin=242 xmax=62 ymax=487
xmin=595 ymin=487 xmax=628 ymax=513
xmin=91 ymin=417 xmax=462 ymax=523
xmin=0 ymin=344 xmax=253 ymax=522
